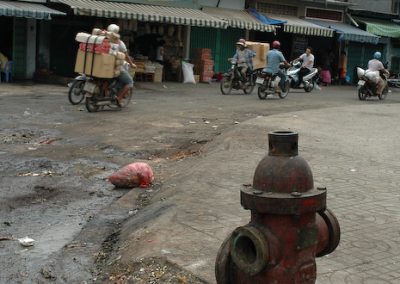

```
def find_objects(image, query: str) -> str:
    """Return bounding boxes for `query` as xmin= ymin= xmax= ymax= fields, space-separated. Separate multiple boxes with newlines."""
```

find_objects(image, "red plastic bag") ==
xmin=108 ymin=162 xmax=154 ymax=188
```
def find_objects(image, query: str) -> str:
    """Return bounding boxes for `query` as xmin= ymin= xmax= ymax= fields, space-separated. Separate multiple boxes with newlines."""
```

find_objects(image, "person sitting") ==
xmin=367 ymin=51 xmax=388 ymax=96
xmin=232 ymin=38 xmax=256 ymax=83
xmin=264 ymin=40 xmax=290 ymax=92
xmin=107 ymin=24 xmax=135 ymax=106
xmin=296 ymin=47 xmax=314 ymax=87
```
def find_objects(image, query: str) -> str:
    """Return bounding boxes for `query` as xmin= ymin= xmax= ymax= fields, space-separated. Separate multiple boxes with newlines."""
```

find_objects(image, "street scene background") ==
xmin=1 ymin=82 xmax=400 ymax=283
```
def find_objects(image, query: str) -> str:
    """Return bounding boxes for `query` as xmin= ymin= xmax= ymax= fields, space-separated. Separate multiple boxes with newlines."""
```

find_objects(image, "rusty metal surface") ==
xmin=316 ymin=208 xmax=341 ymax=257
xmin=230 ymin=226 xmax=269 ymax=276
xmin=268 ymin=131 xmax=299 ymax=156
xmin=241 ymin=187 xmax=326 ymax=214
xmin=253 ymin=131 xmax=314 ymax=194
xmin=215 ymin=131 xmax=340 ymax=284
xmin=252 ymin=155 xmax=314 ymax=194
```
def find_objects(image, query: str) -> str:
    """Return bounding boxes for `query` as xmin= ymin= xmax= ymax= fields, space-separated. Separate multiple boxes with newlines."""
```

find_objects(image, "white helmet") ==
xmin=107 ymin=24 xmax=120 ymax=34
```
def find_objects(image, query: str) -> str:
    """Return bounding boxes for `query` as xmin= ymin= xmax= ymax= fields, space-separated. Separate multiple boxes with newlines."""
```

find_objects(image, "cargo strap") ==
xmin=83 ymin=35 xmax=100 ymax=77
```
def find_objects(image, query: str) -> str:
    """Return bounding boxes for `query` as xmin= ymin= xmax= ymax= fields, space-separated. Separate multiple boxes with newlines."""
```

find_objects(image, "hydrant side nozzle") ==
xmin=316 ymin=208 xmax=341 ymax=257
xmin=230 ymin=225 xmax=270 ymax=276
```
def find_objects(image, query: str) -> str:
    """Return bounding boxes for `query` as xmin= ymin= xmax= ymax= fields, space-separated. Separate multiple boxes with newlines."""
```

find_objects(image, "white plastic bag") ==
xmin=182 ymin=62 xmax=196 ymax=84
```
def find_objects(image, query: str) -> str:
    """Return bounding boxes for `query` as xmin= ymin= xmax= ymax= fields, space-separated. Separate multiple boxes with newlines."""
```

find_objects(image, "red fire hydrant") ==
xmin=215 ymin=131 xmax=340 ymax=284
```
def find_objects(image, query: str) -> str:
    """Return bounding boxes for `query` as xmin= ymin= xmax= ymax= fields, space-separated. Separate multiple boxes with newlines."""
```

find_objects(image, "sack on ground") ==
xmin=182 ymin=61 xmax=196 ymax=84
xmin=108 ymin=162 xmax=154 ymax=188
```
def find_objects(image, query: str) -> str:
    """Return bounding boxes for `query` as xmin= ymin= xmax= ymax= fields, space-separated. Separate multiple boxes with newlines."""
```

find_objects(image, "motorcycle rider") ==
xmin=107 ymin=24 xmax=135 ymax=106
xmin=232 ymin=39 xmax=256 ymax=83
xmin=264 ymin=40 xmax=290 ymax=93
xmin=367 ymin=51 xmax=388 ymax=97
xmin=296 ymin=47 xmax=314 ymax=87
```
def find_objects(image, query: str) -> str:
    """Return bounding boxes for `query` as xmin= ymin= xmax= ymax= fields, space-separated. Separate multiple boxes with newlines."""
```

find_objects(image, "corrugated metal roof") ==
xmin=0 ymin=0 xmax=65 ymax=20
xmin=308 ymin=19 xmax=380 ymax=44
xmin=263 ymin=13 xmax=334 ymax=37
xmin=201 ymin=7 xmax=276 ymax=32
xmin=55 ymin=0 xmax=228 ymax=28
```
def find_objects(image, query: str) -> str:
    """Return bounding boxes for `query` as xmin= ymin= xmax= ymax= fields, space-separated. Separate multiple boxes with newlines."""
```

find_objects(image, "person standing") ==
xmin=156 ymin=40 xmax=165 ymax=65
xmin=338 ymin=51 xmax=347 ymax=84
xmin=297 ymin=47 xmax=314 ymax=87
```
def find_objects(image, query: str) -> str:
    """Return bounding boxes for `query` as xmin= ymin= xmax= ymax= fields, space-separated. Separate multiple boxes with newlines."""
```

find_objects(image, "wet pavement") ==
xmin=1 ymin=82 xmax=400 ymax=283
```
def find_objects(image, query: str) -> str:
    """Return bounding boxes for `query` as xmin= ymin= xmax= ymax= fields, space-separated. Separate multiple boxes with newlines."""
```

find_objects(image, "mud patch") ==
xmin=100 ymin=145 xmax=153 ymax=160
xmin=99 ymin=257 xmax=207 ymax=284
xmin=0 ymin=128 xmax=59 ymax=145
xmin=152 ymin=139 xmax=207 ymax=161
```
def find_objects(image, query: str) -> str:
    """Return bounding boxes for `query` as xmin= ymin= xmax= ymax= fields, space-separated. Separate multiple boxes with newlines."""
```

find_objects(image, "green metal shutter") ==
xmin=190 ymin=27 xmax=244 ymax=74
xmin=347 ymin=43 xmax=384 ymax=84
xmin=218 ymin=28 xmax=244 ymax=73
xmin=13 ymin=18 xmax=27 ymax=80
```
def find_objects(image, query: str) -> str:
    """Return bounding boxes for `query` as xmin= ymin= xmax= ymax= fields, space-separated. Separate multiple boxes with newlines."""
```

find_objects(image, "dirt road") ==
xmin=1 ymin=82 xmax=398 ymax=283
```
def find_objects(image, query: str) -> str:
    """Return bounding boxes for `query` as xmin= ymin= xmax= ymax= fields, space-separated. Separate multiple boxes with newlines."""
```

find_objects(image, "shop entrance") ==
xmin=0 ymin=17 xmax=13 ymax=65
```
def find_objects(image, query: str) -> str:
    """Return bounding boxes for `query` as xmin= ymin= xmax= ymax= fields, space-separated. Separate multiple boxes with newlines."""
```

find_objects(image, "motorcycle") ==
xmin=83 ymin=76 xmax=132 ymax=112
xmin=67 ymin=74 xmax=86 ymax=105
xmin=220 ymin=59 xmax=257 ymax=95
xmin=256 ymin=64 xmax=290 ymax=100
xmin=356 ymin=67 xmax=389 ymax=100
xmin=287 ymin=59 xmax=319 ymax=92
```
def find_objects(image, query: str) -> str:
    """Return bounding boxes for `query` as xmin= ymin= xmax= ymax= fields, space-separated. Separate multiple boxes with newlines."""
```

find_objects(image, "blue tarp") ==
xmin=247 ymin=8 xmax=286 ymax=25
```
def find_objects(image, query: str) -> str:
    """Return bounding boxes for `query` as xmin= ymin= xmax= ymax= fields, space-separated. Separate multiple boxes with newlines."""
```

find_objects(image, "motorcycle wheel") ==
xmin=279 ymin=79 xmax=290 ymax=99
xmin=220 ymin=77 xmax=232 ymax=95
xmin=85 ymin=97 xmax=99 ymax=112
xmin=304 ymin=82 xmax=314 ymax=93
xmin=358 ymin=86 xmax=367 ymax=101
xmin=257 ymin=87 xmax=267 ymax=100
xmin=68 ymin=80 xmax=85 ymax=105
xmin=243 ymin=81 xmax=255 ymax=94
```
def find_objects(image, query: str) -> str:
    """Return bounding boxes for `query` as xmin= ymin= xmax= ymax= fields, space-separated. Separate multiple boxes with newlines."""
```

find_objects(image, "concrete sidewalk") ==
xmin=114 ymin=102 xmax=400 ymax=283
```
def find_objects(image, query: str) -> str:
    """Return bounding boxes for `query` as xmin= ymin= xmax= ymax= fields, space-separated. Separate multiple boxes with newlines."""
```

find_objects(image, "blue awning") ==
xmin=307 ymin=19 xmax=380 ymax=44
xmin=247 ymin=8 xmax=286 ymax=25
xmin=0 ymin=0 xmax=65 ymax=20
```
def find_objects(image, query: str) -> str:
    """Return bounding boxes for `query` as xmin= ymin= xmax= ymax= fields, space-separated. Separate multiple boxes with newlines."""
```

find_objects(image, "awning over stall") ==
xmin=308 ymin=19 xmax=380 ymax=44
xmin=354 ymin=17 xmax=400 ymax=38
xmin=54 ymin=0 xmax=228 ymax=28
xmin=0 ymin=0 xmax=65 ymax=20
xmin=201 ymin=7 xmax=276 ymax=32
xmin=262 ymin=13 xmax=334 ymax=37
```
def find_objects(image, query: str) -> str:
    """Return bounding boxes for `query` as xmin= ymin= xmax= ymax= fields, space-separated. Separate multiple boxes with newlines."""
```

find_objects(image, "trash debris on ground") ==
xmin=39 ymin=138 xmax=58 ymax=145
xmin=41 ymin=266 xmax=57 ymax=280
xmin=17 ymin=170 xmax=62 ymax=177
xmin=18 ymin=236 xmax=35 ymax=247
xmin=65 ymin=241 xmax=87 ymax=248
xmin=0 ymin=235 xmax=14 ymax=241
xmin=108 ymin=162 xmax=154 ymax=188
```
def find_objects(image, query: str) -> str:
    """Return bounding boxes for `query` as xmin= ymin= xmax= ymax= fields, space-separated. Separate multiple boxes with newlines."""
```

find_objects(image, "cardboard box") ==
xmin=75 ymin=49 xmax=116 ymax=78
xmin=246 ymin=41 xmax=270 ymax=70
xmin=153 ymin=68 xmax=163 ymax=83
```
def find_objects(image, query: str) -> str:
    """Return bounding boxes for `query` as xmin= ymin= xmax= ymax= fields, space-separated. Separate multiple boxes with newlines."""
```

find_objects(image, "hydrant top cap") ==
xmin=268 ymin=131 xmax=298 ymax=157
